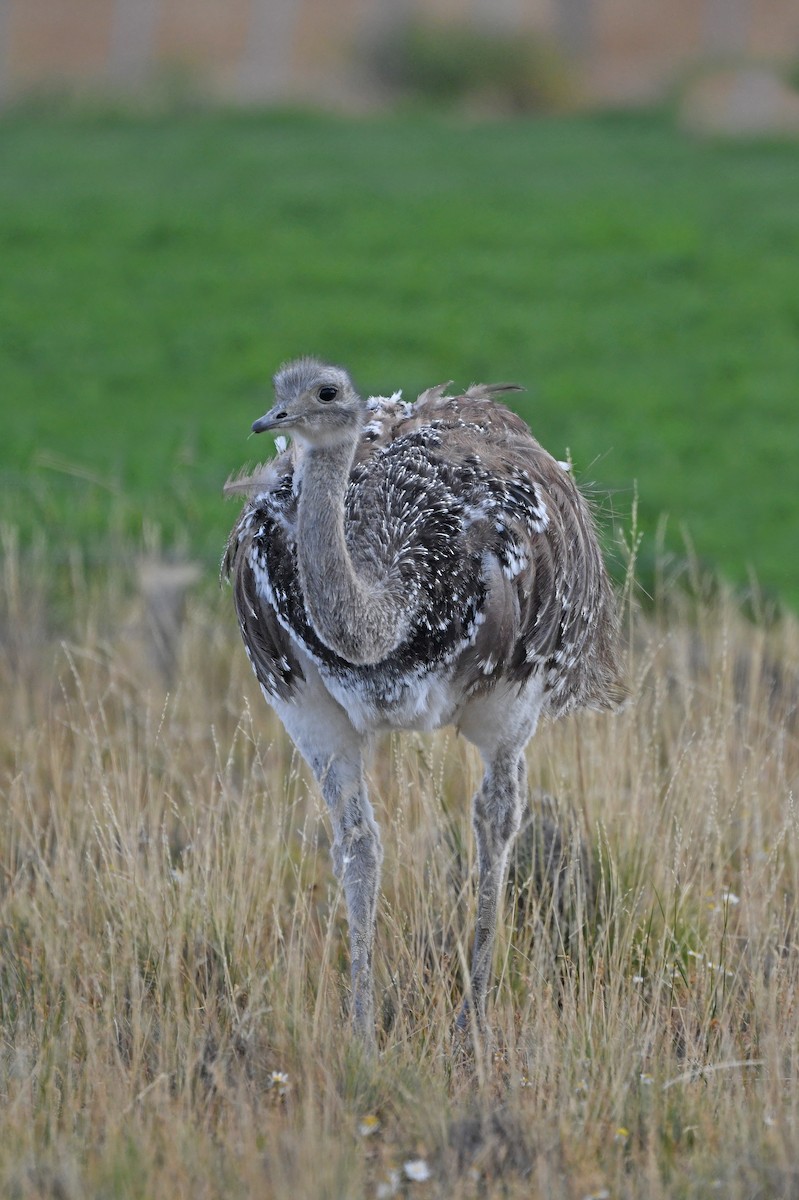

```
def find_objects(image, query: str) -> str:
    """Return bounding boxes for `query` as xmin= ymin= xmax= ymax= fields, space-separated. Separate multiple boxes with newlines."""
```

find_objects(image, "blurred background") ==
xmin=2 ymin=0 xmax=798 ymax=607
xmin=3 ymin=0 xmax=799 ymax=112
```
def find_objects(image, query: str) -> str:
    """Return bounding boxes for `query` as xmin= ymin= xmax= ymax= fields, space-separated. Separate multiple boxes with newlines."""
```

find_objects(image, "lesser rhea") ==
xmin=223 ymin=358 xmax=624 ymax=1047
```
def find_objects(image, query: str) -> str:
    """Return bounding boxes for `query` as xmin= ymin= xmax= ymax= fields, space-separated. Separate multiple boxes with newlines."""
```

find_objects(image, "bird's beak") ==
xmin=251 ymin=405 xmax=289 ymax=434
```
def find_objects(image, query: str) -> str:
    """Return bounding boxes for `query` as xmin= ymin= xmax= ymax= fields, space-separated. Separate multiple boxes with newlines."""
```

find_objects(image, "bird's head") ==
xmin=252 ymin=358 xmax=365 ymax=449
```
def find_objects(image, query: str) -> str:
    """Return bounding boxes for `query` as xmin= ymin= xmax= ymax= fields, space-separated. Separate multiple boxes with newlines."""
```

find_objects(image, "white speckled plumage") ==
xmin=222 ymin=357 xmax=624 ymax=1046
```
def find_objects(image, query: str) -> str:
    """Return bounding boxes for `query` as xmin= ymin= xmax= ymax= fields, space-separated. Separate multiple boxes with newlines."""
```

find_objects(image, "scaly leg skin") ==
xmin=322 ymin=760 xmax=383 ymax=1046
xmin=456 ymin=751 xmax=528 ymax=1044
xmin=275 ymin=683 xmax=382 ymax=1050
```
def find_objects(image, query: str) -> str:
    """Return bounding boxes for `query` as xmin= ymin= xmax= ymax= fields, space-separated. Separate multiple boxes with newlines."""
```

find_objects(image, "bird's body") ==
xmin=223 ymin=358 xmax=624 ymax=1045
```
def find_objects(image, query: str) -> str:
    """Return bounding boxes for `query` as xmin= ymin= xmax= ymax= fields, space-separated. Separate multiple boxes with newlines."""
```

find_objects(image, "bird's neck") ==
xmin=296 ymin=438 xmax=409 ymax=664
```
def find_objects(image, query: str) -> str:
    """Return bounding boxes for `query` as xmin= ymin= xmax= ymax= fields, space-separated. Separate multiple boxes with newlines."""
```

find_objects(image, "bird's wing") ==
xmin=400 ymin=392 xmax=624 ymax=713
xmin=505 ymin=443 xmax=625 ymax=713
xmin=222 ymin=474 xmax=305 ymax=702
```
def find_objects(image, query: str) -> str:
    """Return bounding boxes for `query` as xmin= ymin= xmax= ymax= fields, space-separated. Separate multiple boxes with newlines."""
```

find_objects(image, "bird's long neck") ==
xmin=296 ymin=438 xmax=409 ymax=665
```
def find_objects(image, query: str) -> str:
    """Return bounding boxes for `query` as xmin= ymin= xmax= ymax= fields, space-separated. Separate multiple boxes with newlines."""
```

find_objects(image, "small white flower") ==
xmin=722 ymin=890 xmax=740 ymax=906
xmin=358 ymin=1114 xmax=381 ymax=1137
xmin=403 ymin=1158 xmax=432 ymax=1183
xmin=376 ymin=1170 xmax=400 ymax=1199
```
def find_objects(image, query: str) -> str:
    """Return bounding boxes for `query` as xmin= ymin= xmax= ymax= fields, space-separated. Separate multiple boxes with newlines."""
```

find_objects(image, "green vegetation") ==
xmin=1 ymin=106 xmax=798 ymax=602
xmin=1 ymin=106 xmax=798 ymax=1198
xmin=372 ymin=20 xmax=573 ymax=112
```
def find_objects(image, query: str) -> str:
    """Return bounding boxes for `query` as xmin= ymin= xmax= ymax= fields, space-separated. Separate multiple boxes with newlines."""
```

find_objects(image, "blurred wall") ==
xmin=1 ymin=0 xmax=798 ymax=108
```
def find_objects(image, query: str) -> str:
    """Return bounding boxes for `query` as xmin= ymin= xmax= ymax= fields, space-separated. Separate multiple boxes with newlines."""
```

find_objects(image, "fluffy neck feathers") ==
xmin=296 ymin=437 xmax=410 ymax=665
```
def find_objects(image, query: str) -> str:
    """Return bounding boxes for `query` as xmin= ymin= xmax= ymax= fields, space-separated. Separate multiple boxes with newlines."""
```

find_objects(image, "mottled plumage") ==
xmin=224 ymin=381 xmax=621 ymax=721
xmin=222 ymin=358 xmax=624 ymax=1046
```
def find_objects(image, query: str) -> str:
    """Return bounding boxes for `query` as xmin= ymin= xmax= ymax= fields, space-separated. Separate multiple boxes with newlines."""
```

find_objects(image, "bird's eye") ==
xmin=318 ymin=385 xmax=338 ymax=402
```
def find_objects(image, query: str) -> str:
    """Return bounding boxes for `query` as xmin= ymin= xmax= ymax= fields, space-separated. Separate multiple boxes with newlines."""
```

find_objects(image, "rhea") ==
xmin=223 ymin=357 xmax=624 ymax=1046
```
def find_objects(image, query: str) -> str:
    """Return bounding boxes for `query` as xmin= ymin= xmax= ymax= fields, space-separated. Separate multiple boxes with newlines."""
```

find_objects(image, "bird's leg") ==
xmin=316 ymin=754 xmax=383 ymax=1046
xmin=457 ymin=750 xmax=526 ymax=1037
xmin=273 ymin=690 xmax=381 ymax=1046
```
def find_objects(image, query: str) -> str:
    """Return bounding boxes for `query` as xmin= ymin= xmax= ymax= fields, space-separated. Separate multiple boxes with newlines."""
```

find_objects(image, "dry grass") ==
xmin=1 ymin=529 xmax=798 ymax=1199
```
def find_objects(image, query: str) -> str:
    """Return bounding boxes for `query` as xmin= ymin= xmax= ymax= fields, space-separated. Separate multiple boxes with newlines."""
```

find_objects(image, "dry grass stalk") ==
xmin=0 ymin=534 xmax=797 ymax=1198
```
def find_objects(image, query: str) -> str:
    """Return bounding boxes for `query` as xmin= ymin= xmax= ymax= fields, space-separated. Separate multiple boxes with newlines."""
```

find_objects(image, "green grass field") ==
xmin=1 ymin=106 xmax=799 ymax=1199
xmin=1 ymin=107 xmax=798 ymax=602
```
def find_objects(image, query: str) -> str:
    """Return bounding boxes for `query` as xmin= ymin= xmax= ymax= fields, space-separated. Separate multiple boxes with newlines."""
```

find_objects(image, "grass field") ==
xmin=1 ymin=107 xmax=798 ymax=1197
xmin=1 ymin=107 xmax=798 ymax=602
xmin=1 ymin=535 xmax=797 ymax=1198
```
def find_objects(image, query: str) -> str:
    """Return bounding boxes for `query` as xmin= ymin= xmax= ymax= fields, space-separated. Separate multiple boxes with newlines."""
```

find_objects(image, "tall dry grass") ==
xmin=0 ymin=528 xmax=797 ymax=1198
